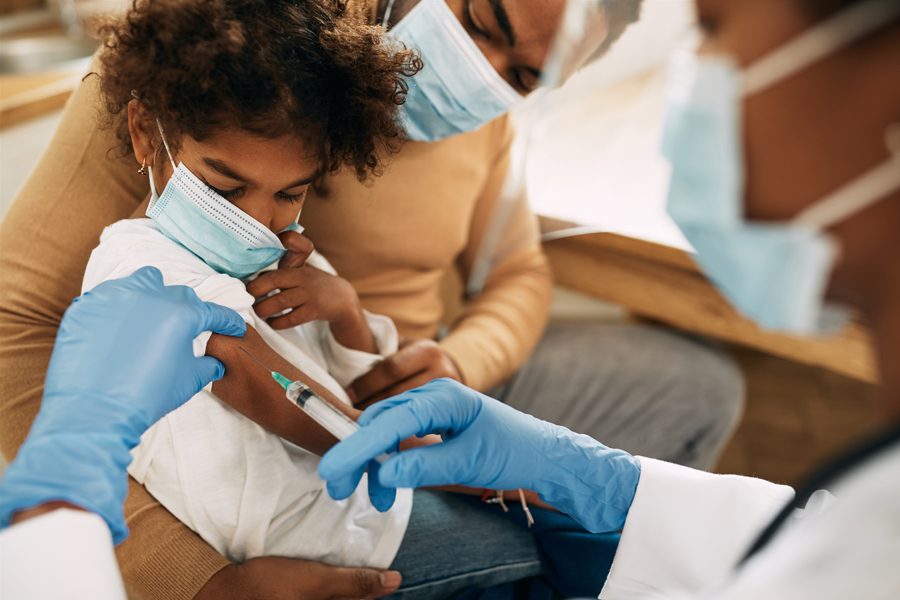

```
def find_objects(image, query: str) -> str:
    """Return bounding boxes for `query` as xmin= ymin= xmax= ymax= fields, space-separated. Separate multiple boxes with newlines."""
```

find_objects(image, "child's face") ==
xmin=129 ymin=104 xmax=318 ymax=233
xmin=158 ymin=130 xmax=318 ymax=233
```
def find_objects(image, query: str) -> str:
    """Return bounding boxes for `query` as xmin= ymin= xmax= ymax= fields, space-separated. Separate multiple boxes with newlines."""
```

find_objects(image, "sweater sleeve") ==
xmin=440 ymin=116 xmax=553 ymax=391
xmin=0 ymin=60 xmax=230 ymax=600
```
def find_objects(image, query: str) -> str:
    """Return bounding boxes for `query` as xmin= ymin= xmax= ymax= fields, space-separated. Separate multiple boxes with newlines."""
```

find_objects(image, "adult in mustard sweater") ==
xmin=0 ymin=1 xmax=743 ymax=599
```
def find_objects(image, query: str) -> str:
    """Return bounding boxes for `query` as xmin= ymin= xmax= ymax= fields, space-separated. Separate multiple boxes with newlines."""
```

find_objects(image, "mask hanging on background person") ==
xmin=661 ymin=0 xmax=900 ymax=335
xmin=146 ymin=121 xmax=295 ymax=280
xmin=385 ymin=0 xmax=521 ymax=141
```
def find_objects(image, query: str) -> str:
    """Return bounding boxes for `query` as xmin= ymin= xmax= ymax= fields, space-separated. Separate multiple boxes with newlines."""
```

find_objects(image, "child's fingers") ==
xmin=267 ymin=304 xmax=318 ymax=330
xmin=246 ymin=269 xmax=302 ymax=297
xmin=278 ymin=231 xmax=314 ymax=268
xmin=253 ymin=288 xmax=308 ymax=318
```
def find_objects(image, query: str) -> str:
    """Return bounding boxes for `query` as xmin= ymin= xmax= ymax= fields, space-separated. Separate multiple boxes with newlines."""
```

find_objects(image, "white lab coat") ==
xmin=601 ymin=440 xmax=900 ymax=599
xmin=0 ymin=509 xmax=125 ymax=600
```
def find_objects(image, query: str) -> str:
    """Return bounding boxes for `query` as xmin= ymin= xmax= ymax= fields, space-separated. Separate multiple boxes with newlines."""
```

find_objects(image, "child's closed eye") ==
xmin=276 ymin=189 xmax=307 ymax=204
xmin=207 ymin=184 xmax=245 ymax=201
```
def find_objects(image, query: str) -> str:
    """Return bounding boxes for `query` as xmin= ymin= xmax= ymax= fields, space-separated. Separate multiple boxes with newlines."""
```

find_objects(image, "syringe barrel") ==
xmin=284 ymin=381 xmax=391 ymax=463
xmin=286 ymin=382 xmax=359 ymax=440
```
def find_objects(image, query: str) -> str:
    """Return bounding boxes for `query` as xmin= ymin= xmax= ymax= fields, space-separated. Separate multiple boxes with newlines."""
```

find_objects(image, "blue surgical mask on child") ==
xmin=661 ymin=0 xmax=900 ymax=335
xmin=146 ymin=121 xmax=301 ymax=280
xmin=385 ymin=0 xmax=521 ymax=141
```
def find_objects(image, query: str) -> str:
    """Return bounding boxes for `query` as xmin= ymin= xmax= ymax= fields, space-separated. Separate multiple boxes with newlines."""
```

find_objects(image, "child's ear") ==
xmin=127 ymin=99 xmax=158 ymax=168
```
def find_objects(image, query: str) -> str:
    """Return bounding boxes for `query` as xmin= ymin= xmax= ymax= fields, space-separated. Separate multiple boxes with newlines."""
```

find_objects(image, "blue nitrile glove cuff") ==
xmin=532 ymin=428 xmax=641 ymax=533
xmin=0 ymin=392 xmax=137 ymax=543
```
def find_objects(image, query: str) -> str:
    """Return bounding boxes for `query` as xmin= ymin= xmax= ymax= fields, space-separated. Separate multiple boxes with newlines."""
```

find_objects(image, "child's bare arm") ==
xmin=205 ymin=332 xmax=554 ymax=514
xmin=206 ymin=326 xmax=359 ymax=456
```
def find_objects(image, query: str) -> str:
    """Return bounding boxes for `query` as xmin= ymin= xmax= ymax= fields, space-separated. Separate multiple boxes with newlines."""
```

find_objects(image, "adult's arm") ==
xmin=0 ymin=509 xmax=126 ymax=600
xmin=318 ymin=380 xmax=804 ymax=600
xmin=600 ymin=458 xmax=794 ymax=599
xmin=439 ymin=117 xmax=554 ymax=391
xmin=0 ymin=60 xmax=206 ymax=596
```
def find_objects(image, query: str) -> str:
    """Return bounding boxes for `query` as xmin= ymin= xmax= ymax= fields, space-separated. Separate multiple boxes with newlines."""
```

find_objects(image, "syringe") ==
xmin=239 ymin=348 xmax=390 ymax=463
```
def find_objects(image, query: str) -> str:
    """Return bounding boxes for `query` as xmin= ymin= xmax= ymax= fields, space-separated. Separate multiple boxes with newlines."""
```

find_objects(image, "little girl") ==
xmin=85 ymin=0 xmax=424 ymax=569
xmin=81 ymin=1 xmax=561 ymax=599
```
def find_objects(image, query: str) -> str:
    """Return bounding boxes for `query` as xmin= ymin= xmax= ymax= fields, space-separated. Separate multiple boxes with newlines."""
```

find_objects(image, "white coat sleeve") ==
xmin=600 ymin=457 xmax=795 ymax=599
xmin=0 ymin=509 xmax=126 ymax=600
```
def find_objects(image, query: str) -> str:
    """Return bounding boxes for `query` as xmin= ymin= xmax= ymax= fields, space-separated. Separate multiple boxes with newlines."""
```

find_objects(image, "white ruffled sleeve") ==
xmin=319 ymin=310 xmax=399 ymax=388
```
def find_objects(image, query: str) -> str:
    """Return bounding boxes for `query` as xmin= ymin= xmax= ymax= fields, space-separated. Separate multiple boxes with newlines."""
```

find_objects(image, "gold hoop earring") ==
xmin=138 ymin=157 xmax=147 ymax=175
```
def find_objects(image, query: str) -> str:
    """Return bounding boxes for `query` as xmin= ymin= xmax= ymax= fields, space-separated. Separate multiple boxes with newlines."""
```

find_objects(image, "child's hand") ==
xmin=247 ymin=229 xmax=376 ymax=351
xmin=248 ymin=264 xmax=363 ymax=331
xmin=277 ymin=230 xmax=315 ymax=269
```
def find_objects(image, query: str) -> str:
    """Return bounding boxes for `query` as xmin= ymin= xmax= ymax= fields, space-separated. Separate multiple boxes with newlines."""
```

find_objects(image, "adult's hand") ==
xmin=320 ymin=379 xmax=642 ymax=534
xmin=195 ymin=556 xmax=401 ymax=600
xmin=349 ymin=338 xmax=462 ymax=408
xmin=0 ymin=267 xmax=246 ymax=542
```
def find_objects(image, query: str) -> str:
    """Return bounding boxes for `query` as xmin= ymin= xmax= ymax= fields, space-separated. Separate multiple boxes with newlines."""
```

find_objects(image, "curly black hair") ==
xmin=97 ymin=0 xmax=421 ymax=180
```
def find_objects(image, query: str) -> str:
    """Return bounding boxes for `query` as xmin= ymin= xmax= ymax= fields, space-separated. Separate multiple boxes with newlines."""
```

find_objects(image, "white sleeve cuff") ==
xmin=0 ymin=509 xmax=126 ymax=600
xmin=321 ymin=310 xmax=399 ymax=387
xmin=600 ymin=457 xmax=794 ymax=599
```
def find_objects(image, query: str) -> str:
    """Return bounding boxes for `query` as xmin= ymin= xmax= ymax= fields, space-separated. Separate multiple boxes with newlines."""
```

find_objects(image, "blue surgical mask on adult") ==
xmin=146 ymin=122 xmax=300 ymax=280
xmin=385 ymin=0 xmax=521 ymax=141
xmin=661 ymin=0 xmax=900 ymax=335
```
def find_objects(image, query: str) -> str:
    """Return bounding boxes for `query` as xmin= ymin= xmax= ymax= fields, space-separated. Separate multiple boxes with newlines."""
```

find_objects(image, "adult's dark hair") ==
xmin=97 ymin=0 xmax=421 ymax=180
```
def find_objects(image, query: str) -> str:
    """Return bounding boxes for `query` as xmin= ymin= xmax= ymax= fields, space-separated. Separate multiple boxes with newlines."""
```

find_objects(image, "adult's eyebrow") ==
xmin=489 ymin=0 xmax=516 ymax=47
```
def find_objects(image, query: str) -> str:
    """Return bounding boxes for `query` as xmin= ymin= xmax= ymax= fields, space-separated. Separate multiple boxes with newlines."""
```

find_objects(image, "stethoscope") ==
xmin=740 ymin=423 xmax=900 ymax=564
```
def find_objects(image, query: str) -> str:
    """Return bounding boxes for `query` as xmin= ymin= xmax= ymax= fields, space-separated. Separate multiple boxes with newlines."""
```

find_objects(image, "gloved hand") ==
xmin=0 ymin=267 xmax=246 ymax=542
xmin=319 ymin=378 xmax=641 ymax=534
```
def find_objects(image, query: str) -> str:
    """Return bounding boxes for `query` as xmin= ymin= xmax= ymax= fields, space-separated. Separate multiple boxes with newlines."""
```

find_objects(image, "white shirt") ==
xmin=81 ymin=219 xmax=412 ymax=568
xmin=600 ymin=440 xmax=900 ymax=599
xmin=0 ymin=509 xmax=125 ymax=600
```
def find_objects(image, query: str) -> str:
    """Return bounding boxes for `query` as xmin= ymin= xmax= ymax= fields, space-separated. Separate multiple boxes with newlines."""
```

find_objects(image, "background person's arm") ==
xmin=348 ymin=117 xmax=553 ymax=405
xmin=440 ymin=119 xmax=554 ymax=392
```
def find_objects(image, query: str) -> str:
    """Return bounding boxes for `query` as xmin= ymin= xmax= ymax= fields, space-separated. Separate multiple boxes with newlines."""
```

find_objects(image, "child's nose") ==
xmin=233 ymin=196 xmax=276 ymax=231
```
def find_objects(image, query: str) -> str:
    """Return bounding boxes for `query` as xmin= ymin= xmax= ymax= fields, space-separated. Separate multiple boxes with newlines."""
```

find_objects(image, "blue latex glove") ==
xmin=319 ymin=378 xmax=641 ymax=534
xmin=0 ymin=267 xmax=246 ymax=542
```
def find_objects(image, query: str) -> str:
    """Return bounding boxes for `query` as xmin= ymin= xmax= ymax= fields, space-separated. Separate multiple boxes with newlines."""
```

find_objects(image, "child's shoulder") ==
xmin=83 ymin=218 xmax=226 ymax=294
xmin=95 ymin=218 xmax=207 ymax=267
xmin=100 ymin=217 xmax=177 ymax=246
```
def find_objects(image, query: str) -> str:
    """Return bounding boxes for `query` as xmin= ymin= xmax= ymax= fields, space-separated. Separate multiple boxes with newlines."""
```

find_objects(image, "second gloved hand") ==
xmin=319 ymin=378 xmax=641 ymax=534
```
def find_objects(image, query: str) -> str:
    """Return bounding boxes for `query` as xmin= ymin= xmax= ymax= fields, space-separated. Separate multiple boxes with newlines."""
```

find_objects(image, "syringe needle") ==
xmin=238 ymin=346 xmax=276 ymax=373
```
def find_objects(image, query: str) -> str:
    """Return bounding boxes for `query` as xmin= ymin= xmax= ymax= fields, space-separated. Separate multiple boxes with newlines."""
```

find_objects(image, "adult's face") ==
xmin=693 ymin=0 xmax=900 ymax=305
xmin=445 ymin=0 xmax=567 ymax=93
xmin=382 ymin=0 xmax=569 ymax=94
